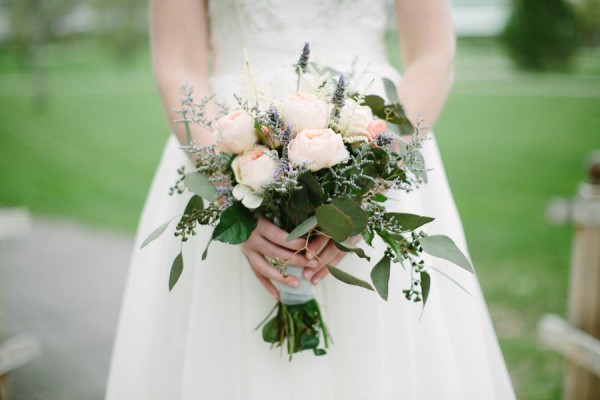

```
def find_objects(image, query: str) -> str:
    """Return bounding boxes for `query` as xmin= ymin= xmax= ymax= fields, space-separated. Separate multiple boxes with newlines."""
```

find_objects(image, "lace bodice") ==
xmin=207 ymin=0 xmax=390 ymax=76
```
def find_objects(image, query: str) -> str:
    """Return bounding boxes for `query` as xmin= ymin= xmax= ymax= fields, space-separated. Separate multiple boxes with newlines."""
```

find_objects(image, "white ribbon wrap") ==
xmin=276 ymin=266 xmax=315 ymax=305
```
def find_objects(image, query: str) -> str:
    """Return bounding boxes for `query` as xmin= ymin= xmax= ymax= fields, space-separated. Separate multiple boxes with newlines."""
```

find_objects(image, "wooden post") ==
xmin=564 ymin=153 xmax=600 ymax=400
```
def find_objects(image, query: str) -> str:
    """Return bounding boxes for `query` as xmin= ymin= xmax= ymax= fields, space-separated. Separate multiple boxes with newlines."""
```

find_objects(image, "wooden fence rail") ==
xmin=540 ymin=150 xmax=600 ymax=400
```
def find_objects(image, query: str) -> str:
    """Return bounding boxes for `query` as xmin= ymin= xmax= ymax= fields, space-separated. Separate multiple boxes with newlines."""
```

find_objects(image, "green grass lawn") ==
xmin=1 ymin=37 xmax=600 ymax=399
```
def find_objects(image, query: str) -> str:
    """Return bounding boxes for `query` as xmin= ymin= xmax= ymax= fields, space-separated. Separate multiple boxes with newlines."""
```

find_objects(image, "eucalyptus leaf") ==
xmin=140 ymin=220 xmax=170 ymax=249
xmin=370 ymin=255 xmax=391 ymax=300
xmin=313 ymin=348 xmax=327 ymax=356
xmin=382 ymin=77 xmax=399 ymax=103
xmin=362 ymin=228 xmax=375 ymax=247
xmin=326 ymin=265 xmax=373 ymax=291
xmin=262 ymin=317 xmax=279 ymax=343
xmin=201 ymin=238 xmax=212 ymax=260
xmin=419 ymin=235 xmax=473 ymax=273
xmin=184 ymin=173 xmax=219 ymax=202
xmin=169 ymin=252 xmax=184 ymax=291
xmin=315 ymin=204 xmax=354 ymax=242
xmin=386 ymin=212 xmax=434 ymax=231
xmin=331 ymin=197 xmax=367 ymax=235
xmin=212 ymin=202 xmax=258 ymax=244
xmin=299 ymin=172 xmax=324 ymax=205
xmin=333 ymin=241 xmax=370 ymax=261
xmin=363 ymin=94 xmax=385 ymax=114
xmin=182 ymin=195 xmax=205 ymax=216
xmin=421 ymin=270 xmax=431 ymax=307
xmin=286 ymin=215 xmax=318 ymax=242
xmin=300 ymin=332 xmax=319 ymax=349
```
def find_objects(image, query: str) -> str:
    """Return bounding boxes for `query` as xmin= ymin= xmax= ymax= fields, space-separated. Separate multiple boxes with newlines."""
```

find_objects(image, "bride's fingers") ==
xmin=311 ymin=250 xmax=346 ymax=285
xmin=257 ymin=216 xmax=305 ymax=251
xmin=305 ymin=234 xmax=329 ymax=260
xmin=256 ymin=236 xmax=316 ymax=268
xmin=304 ymin=241 xmax=339 ymax=279
xmin=252 ymin=270 xmax=279 ymax=300
xmin=246 ymin=251 xmax=301 ymax=288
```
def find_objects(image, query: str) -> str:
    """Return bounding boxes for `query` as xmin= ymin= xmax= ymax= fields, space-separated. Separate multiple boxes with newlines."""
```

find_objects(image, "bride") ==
xmin=105 ymin=0 xmax=515 ymax=399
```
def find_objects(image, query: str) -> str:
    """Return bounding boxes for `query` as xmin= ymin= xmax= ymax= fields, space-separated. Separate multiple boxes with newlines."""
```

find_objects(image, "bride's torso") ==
xmin=207 ymin=0 xmax=391 ymax=76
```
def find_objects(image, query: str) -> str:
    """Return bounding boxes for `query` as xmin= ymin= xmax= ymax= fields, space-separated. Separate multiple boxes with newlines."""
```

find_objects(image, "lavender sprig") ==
xmin=295 ymin=42 xmax=310 ymax=91
xmin=331 ymin=75 xmax=347 ymax=122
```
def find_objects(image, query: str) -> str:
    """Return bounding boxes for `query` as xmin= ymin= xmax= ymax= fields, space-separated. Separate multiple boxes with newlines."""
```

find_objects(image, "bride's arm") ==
xmin=394 ymin=0 xmax=456 ymax=130
xmin=150 ymin=0 xmax=214 ymax=147
xmin=150 ymin=0 xmax=315 ymax=297
xmin=306 ymin=1 xmax=456 ymax=284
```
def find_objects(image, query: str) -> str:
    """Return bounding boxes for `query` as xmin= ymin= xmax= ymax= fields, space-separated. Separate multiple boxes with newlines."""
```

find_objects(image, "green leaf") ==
xmin=184 ymin=173 xmax=218 ymax=202
xmin=262 ymin=317 xmax=279 ymax=343
xmin=286 ymin=215 xmax=318 ymax=242
xmin=421 ymin=270 xmax=431 ymax=307
xmin=331 ymin=197 xmax=367 ymax=235
xmin=182 ymin=195 xmax=204 ymax=216
xmin=313 ymin=348 xmax=327 ymax=356
xmin=372 ymin=193 xmax=388 ymax=203
xmin=370 ymin=255 xmax=391 ymax=300
xmin=169 ymin=252 xmax=184 ymax=291
xmin=419 ymin=235 xmax=473 ymax=273
xmin=212 ymin=202 xmax=258 ymax=244
xmin=300 ymin=332 xmax=319 ymax=349
xmin=201 ymin=238 xmax=212 ymax=260
xmin=140 ymin=220 xmax=170 ymax=249
xmin=363 ymin=94 xmax=385 ymax=115
xmin=315 ymin=204 xmax=354 ymax=242
xmin=283 ymin=185 xmax=313 ymax=232
xmin=382 ymin=77 xmax=399 ymax=103
xmin=362 ymin=228 xmax=375 ymax=246
xmin=299 ymin=172 xmax=324 ymax=205
xmin=386 ymin=212 xmax=434 ymax=231
xmin=326 ymin=264 xmax=373 ymax=291
xmin=333 ymin=241 xmax=370 ymax=261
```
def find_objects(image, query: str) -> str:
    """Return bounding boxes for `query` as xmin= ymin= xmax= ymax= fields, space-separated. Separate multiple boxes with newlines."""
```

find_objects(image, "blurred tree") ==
xmin=5 ymin=0 xmax=81 ymax=108
xmin=570 ymin=0 xmax=600 ymax=45
xmin=502 ymin=0 xmax=580 ymax=71
xmin=94 ymin=0 xmax=147 ymax=64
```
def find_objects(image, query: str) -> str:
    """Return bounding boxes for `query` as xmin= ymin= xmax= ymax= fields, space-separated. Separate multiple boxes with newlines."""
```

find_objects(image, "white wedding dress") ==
xmin=105 ymin=1 xmax=515 ymax=399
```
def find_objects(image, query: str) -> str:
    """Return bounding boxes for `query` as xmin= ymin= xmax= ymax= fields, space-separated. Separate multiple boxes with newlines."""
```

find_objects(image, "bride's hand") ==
xmin=303 ymin=234 xmax=362 ymax=285
xmin=242 ymin=216 xmax=318 ymax=299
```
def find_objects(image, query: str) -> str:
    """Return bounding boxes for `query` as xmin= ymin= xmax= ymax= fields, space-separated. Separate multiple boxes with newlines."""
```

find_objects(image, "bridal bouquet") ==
xmin=142 ymin=44 xmax=473 ymax=360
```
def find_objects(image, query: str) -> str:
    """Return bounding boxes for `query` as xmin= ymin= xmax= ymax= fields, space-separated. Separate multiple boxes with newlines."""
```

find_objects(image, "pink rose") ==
xmin=214 ymin=110 xmax=258 ymax=154
xmin=288 ymin=129 xmax=349 ymax=172
xmin=364 ymin=120 xmax=387 ymax=141
xmin=231 ymin=146 xmax=278 ymax=192
xmin=278 ymin=92 xmax=330 ymax=135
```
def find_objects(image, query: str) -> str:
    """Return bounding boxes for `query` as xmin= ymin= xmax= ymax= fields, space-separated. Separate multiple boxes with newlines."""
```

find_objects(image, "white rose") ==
xmin=288 ymin=129 xmax=349 ymax=172
xmin=278 ymin=92 xmax=330 ymax=135
xmin=214 ymin=110 xmax=258 ymax=154
xmin=231 ymin=145 xmax=278 ymax=192
xmin=338 ymin=98 xmax=375 ymax=138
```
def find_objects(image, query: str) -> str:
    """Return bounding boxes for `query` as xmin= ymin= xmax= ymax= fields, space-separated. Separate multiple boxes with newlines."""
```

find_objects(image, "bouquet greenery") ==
xmin=142 ymin=43 xmax=473 ymax=360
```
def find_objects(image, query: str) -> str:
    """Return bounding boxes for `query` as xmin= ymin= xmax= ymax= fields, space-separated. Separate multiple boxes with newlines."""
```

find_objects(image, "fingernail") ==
xmin=307 ymin=260 xmax=318 ymax=268
xmin=306 ymin=251 xmax=314 ymax=260
xmin=272 ymin=292 xmax=279 ymax=300
xmin=292 ymin=280 xmax=301 ymax=288
xmin=312 ymin=276 xmax=321 ymax=285
xmin=305 ymin=270 xmax=313 ymax=279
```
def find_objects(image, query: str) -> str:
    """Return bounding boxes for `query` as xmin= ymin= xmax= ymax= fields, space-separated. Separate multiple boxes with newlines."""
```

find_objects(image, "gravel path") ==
xmin=1 ymin=218 xmax=132 ymax=400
